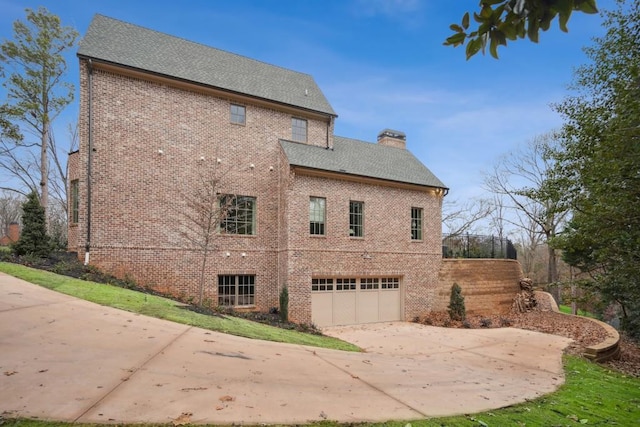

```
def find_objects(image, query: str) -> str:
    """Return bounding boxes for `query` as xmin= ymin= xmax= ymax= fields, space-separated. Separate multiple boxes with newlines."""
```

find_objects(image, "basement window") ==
xmin=218 ymin=275 xmax=255 ymax=306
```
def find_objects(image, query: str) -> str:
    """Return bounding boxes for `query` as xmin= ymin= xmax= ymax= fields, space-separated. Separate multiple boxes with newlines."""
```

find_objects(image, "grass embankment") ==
xmin=3 ymin=357 xmax=640 ymax=426
xmin=0 ymin=262 xmax=358 ymax=352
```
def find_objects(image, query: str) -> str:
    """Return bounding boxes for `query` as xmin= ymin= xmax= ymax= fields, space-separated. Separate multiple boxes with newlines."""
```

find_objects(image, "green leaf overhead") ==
xmin=445 ymin=0 xmax=599 ymax=59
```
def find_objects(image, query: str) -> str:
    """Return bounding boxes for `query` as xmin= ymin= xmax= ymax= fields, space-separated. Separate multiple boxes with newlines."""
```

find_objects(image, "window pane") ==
xmin=309 ymin=197 xmax=325 ymax=235
xmin=349 ymin=201 xmax=363 ymax=237
xmin=71 ymin=180 xmax=79 ymax=223
xmin=230 ymin=104 xmax=245 ymax=124
xmin=218 ymin=275 xmax=236 ymax=306
xmin=220 ymin=195 xmax=256 ymax=235
xmin=218 ymin=275 xmax=255 ymax=306
xmin=411 ymin=207 xmax=423 ymax=240
xmin=292 ymin=118 xmax=307 ymax=142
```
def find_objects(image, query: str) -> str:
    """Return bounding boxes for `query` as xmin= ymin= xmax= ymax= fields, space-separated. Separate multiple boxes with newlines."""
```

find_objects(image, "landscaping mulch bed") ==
xmin=418 ymin=309 xmax=640 ymax=378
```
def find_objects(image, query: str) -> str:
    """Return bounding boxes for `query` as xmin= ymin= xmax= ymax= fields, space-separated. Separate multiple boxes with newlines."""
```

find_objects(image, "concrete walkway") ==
xmin=0 ymin=273 xmax=571 ymax=424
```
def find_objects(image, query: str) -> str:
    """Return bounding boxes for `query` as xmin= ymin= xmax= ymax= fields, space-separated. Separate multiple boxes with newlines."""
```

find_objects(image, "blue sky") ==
xmin=0 ymin=0 xmax=614 ymax=206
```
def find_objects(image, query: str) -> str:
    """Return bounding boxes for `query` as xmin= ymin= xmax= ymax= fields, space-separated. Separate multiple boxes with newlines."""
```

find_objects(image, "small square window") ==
xmin=312 ymin=278 xmax=334 ymax=291
xmin=360 ymin=278 xmax=379 ymax=290
xmin=231 ymin=104 xmax=246 ymax=125
xmin=336 ymin=278 xmax=356 ymax=291
xmin=411 ymin=207 xmax=423 ymax=240
xmin=381 ymin=278 xmax=400 ymax=289
xmin=292 ymin=117 xmax=307 ymax=142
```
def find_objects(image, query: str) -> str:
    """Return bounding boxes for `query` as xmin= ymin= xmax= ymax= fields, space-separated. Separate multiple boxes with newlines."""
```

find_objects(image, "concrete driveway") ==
xmin=0 ymin=273 xmax=571 ymax=424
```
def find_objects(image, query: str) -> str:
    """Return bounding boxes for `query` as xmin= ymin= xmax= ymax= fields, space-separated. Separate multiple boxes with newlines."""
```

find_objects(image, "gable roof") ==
xmin=280 ymin=136 xmax=447 ymax=190
xmin=78 ymin=15 xmax=336 ymax=116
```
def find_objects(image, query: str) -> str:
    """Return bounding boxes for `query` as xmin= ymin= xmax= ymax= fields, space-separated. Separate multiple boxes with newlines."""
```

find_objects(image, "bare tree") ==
xmin=484 ymin=133 xmax=569 ymax=301
xmin=442 ymin=198 xmax=492 ymax=237
xmin=488 ymin=194 xmax=508 ymax=240
xmin=175 ymin=165 xmax=233 ymax=306
xmin=512 ymin=212 xmax=546 ymax=280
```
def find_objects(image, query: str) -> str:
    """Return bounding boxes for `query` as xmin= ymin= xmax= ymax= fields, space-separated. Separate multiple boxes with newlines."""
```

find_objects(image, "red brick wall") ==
xmin=72 ymin=61 xmax=333 ymax=313
xmin=437 ymin=259 xmax=523 ymax=315
xmin=283 ymin=172 xmax=443 ymax=323
xmin=71 ymin=59 xmax=445 ymax=322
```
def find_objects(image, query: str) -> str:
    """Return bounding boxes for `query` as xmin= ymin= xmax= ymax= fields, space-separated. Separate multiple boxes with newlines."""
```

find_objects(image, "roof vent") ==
xmin=377 ymin=129 xmax=406 ymax=149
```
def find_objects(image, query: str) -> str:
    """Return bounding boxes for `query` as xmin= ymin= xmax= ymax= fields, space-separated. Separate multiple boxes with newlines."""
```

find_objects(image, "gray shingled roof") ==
xmin=78 ymin=15 xmax=336 ymax=116
xmin=280 ymin=136 xmax=447 ymax=189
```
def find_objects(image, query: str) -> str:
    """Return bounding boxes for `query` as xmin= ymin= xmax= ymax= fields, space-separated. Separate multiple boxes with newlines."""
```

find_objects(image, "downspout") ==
xmin=85 ymin=59 xmax=94 ymax=265
xmin=325 ymin=119 xmax=330 ymax=149
xmin=276 ymin=149 xmax=281 ymax=298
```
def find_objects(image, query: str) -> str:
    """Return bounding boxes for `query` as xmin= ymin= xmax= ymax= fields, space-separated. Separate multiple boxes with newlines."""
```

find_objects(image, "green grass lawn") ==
xmin=0 ymin=262 xmax=358 ymax=351
xmin=559 ymin=304 xmax=597 ymax=318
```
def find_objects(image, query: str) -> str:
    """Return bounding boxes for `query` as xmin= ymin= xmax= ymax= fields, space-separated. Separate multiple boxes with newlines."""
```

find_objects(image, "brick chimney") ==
xmin=377 ymin=129 xmax=406 ymax=149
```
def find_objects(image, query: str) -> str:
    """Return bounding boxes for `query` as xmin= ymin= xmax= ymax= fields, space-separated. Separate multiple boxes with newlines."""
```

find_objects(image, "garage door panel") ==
xmin=333 ymin=291 xmax=356 ymax=326
xmin=379 ymin=290 xmax=401 ymax=321
xmin=311 ymin=293 xmax=333 ymax=327
xmin=357 ymin=291 xmax=379 ymax=324
xmin=312 ymin=277 xmax=402 ymax=327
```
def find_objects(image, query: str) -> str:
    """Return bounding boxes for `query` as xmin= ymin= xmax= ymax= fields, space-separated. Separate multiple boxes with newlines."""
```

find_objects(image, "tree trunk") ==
xmin=547 ymin=243 xmax=561 ymax=304
xmin=570 ymin=267 xmax=577 ymax=315
xmin=198 ymin=247 xmax=208 ymax=306
xmin=40 ymin=122 xmax=49 ymax=223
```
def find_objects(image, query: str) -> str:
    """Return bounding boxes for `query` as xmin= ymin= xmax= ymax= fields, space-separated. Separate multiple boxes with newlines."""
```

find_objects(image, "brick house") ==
xmin=68 ymin=15 xmax=448 ymax=326
xmin=0 ymin=222 xmax=20 ymax=246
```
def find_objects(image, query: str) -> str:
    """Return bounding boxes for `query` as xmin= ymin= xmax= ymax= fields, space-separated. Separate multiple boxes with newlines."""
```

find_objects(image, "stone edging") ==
xmin=535 ymin=291 xmax=621 ymax=362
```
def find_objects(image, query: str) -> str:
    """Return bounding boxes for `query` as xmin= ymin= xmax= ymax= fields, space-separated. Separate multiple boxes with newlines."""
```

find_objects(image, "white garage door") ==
xmin=311 ymin=277 xmax=402 ymax=327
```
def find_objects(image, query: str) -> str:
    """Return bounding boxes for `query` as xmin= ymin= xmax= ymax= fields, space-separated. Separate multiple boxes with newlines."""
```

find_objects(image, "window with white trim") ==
xmin=336 ymin=278 xmax=356 ymax=291
xmin=218 ymin=275 xmax=255 ymax=306
xmin=311 ymin=278 xmax=333 ymax=291
xmin=360 ymin=278 xmax=380 ymax=290
xmin=381 ymin=277 xmax=400 ymax=289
